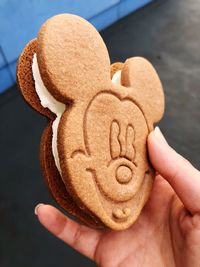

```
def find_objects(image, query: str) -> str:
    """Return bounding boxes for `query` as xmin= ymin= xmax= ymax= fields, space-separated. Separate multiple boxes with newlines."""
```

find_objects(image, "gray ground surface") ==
xmin=1 ymin=0 xmax=200 ymax=266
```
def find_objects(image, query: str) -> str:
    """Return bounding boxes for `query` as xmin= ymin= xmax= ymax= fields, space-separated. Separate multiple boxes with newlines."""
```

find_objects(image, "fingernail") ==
xmin=34 ymin=203 xmax=44 ymax=215
xmin=154 ymin=127 xmax=168 ymax=144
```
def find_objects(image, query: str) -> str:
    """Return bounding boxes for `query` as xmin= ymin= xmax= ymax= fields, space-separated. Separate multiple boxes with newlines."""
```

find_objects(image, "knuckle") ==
xmin=170 ymin=168 xmax=181 ymax=184
xmin=72 ymin=225 xmax=83 ymax=247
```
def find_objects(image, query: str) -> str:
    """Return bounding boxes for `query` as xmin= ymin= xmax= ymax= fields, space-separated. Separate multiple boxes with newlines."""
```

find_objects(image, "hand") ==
xmin=35 ymin=127 xmax=200 ymax=267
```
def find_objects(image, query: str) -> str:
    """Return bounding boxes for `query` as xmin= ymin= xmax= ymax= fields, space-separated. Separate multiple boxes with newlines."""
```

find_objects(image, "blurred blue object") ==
xmin=0 ymin=67 xmax=14 ymax=91
xmin=90 ymin=4 xmax=119 ymax=31
xmin=119 ymin=0 xmax=152 ymax=17
xmin=0 ymin=0 xmax=151 ymax=93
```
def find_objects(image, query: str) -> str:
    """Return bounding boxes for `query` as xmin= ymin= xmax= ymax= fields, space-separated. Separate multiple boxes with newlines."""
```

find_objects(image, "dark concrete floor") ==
xmin=1 ymin=0 xmax=200 ymax=266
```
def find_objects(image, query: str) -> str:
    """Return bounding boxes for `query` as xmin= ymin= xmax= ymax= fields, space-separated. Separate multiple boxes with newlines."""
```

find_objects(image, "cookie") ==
xmin=17 ymin=38 xmax=103 ymax=229
xmin=17 ymin=14 xmax=164 ymax=230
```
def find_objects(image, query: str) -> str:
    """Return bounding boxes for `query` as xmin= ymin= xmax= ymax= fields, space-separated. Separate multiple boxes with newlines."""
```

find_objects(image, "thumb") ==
xmin=148 ymin=127 xmax=200 ymax=214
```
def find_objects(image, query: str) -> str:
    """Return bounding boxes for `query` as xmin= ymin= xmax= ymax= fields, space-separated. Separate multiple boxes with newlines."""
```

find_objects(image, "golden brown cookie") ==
xmin=17 ymin=38 xmax=103 ymax=229
xmin=17 ymin=14 xmax=164 ymax=230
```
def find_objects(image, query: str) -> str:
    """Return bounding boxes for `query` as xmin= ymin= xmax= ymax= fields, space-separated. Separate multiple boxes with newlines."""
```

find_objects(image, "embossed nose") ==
xmin=116 ymin=165 xmax=133 ymax=184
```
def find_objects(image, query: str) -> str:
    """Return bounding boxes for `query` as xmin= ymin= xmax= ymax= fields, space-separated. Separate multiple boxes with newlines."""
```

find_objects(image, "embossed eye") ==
xmin=110 ymin=120 xmax=136 ymax=163
xmin=110 ymin=120 xmax=121 ymax=159
xmin=126 ymin=125 xmax=135 ymax=161
xmin=109 ymin=120 xmax=137 ymax=189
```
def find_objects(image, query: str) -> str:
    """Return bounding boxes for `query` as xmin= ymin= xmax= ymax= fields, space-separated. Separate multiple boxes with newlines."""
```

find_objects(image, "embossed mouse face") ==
xmin=85 ymin=92 xmax=149 ymax=203
xmin=36 ymin=14 xmax=164 ymax=229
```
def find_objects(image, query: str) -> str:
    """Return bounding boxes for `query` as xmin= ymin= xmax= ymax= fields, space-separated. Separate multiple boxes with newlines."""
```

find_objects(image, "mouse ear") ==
xmin=121 ymin=57 xmax=164 ymax=124
xmin=37 ymin=14 xmax=111 ymax=104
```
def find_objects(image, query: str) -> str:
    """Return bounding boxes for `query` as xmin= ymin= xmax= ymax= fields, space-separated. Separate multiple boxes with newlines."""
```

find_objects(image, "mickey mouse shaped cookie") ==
xmin=17 ymin=14 xmax=164 ymax=230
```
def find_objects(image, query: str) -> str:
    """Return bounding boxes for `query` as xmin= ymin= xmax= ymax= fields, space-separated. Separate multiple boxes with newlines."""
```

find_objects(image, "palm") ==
xmin=94 ymin=176 xmax=200 ymax=267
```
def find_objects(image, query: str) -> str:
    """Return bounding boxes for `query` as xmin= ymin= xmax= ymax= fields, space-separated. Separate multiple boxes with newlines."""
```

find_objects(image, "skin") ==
xmin=35 ymin=128 xmax=200 ymax=267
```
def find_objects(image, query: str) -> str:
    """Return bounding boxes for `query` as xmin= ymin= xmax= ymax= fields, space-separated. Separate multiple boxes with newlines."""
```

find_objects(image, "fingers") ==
xmin=35 ymin=204 xmax=102 ymax=260
xmin=148 ymin=127 xmax=200 ymax=214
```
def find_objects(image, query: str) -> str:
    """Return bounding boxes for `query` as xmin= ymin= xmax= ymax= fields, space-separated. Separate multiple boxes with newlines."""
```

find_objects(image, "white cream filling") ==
xmin=32 ymin=53 xmax=122 ymax=176
xmin=111 ymin=70 xmax=121 ymax=85
xmin=32 ymin=54 xmax=65 ymax=174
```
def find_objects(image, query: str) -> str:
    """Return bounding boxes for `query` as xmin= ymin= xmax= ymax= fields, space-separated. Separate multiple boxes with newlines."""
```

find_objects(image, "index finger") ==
xmin=148 ymin=127 xmax=200 ymax=214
